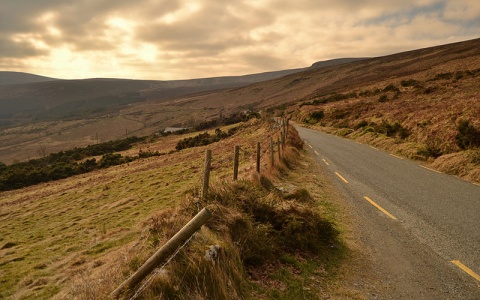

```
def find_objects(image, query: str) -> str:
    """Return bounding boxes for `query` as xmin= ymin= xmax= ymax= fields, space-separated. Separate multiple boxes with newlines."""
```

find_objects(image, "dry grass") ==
xmin=0 ymin=119 xmax=279 ymax=299
xmin=1 ymin=118 xmax=369 ymax=299
xmin=295 ymin=68 xmax=480 ymax=183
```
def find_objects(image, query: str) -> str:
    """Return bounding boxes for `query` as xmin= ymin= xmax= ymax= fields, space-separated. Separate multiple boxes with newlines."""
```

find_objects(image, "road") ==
xmin=295 ymin=125 xmax=480 ymax=299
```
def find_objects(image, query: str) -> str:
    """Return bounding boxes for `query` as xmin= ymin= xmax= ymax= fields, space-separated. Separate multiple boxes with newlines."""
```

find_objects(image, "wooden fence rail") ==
xmin=112 ymin=120 xmax=290 ymax=298
xmin=111 ymin=208 xmax=213 ymax=298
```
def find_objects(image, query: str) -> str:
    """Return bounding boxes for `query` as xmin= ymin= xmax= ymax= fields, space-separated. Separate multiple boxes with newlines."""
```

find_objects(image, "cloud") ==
xmin=0 ymin=0 xmax=478 ymax=80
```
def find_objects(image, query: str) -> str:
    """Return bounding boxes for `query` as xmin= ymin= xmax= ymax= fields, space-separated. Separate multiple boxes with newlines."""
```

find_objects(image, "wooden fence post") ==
xmin=110 ymin=208 xmax=213 ymax=298
xmin=285 ymin=119 xmax=288 ymax=140
xmin=270 ymin=137 xmax=274 ymax=166
xmin=202 ymin=150 xmax=212 ymax=199
xmin=233 ymin=145 xmax=240 ymax=180
xmin=256 ymin=142 xmax=261 ymax=173
xmin=277 ymin=139 xmax=281 ymax=161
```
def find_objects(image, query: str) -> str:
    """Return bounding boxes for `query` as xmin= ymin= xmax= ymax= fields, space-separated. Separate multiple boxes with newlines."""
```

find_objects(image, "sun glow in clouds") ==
xmin=1 ymin=0 xmax=479 ymax=80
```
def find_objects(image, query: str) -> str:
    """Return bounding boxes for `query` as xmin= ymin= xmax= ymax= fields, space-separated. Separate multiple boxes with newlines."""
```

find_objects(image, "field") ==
xmin=1 ymin=118 xmax=367 ymax=299
xmin=0 ymin=120 xmax=281 ymax=297
xmin=0 ymin=105 xmax=218 ymax=164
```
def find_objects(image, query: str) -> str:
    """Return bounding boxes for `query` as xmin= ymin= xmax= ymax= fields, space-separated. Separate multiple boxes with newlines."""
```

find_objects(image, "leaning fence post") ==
xmin=110 ymin=208 xmax=213 ymax=299
xmin=270 ymin=137 xmax=274 ymax=166
xmin=233 ymin=145 xmax=240 ymax=180
xmin=256 ymin=142 xmax=261 ymax=173
xmin=202 ymin=149 xmax=212 ymax=199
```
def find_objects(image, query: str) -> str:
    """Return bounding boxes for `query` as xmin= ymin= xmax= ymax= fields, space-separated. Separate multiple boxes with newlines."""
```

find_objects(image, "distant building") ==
xmin=163 ymin=127 xmax=187 ymax=133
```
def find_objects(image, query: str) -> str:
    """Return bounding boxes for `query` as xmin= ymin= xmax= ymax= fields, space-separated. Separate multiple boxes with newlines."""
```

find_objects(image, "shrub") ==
xmin=378 ymin=95 xmax=388 ymax=102
xmin=99 ymin=153 xmax=123 ymax=168
xmin=425 ymin=138 xmax=443 ymax=158
xmin=175 ymin=128 xmax=237 ymax=150
xmin=401 ymin=79 xmax=420 ymax=87
xmin=375 ymin=121 xmax=409 ymax=138
xmin=433 ymin=72 xmax=453 ymax=81
xmin=456 ymin=120 xmax=480 ymax=150
xmin=382 ymin=84 xmax=400 ymax=93
xmin=354 ymin=120 xmax=369 ymax=130
xmin=310 ymin=110 xmax=325 ymax=120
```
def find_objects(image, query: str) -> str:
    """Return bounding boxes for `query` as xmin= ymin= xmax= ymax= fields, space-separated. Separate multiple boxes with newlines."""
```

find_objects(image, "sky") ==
xmin=1 ymin=0 xmax=479 ymax=80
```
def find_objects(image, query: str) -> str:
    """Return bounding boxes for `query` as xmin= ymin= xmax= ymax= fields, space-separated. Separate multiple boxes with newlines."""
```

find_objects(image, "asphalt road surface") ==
xmin=295 ymin=125 xmax=480 ymax=299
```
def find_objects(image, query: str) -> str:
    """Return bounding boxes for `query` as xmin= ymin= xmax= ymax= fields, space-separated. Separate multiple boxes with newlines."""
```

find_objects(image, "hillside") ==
xmin=1 ymin=38 xmax=479 ymax=169
xmin=158 ymin=38 xmax=480 ymax=182
xmin=0 ymin=72 xmax=58 ymax=86
xmin=0 ymin=120 xmax=351 ymax=299
xmin=172 ymin=38 xmax=480 ymax=110
xmin=0 ymin=58 xmax=364 ymax=127
xmin=0 ymin=58 xmax=364 ymax=164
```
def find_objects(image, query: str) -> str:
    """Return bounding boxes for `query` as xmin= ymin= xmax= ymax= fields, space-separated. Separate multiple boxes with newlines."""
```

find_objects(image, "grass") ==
xmin=296 ymin=69 xmax=480 ymax=183
xmin=0 ymin=119 xmax=274 ymax=299
xmin=1 ymin=119 xmax=355 ymax=299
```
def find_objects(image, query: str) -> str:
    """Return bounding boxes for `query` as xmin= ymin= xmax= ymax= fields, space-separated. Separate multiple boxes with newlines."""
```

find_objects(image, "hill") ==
xmin=0 ymin=58 xmax=365 ymax=126
xmin=0 ymin=119 xmax=350 ymax=299
xmin=0 ymin=71 xmax=58 ymax=86
xmin=173 ymin=38 xmax=480 ymax=110
xmin=0 ymin=58 xmax=364 ymax=164
xmin=1 ymin=38 xmax=479 ymax=168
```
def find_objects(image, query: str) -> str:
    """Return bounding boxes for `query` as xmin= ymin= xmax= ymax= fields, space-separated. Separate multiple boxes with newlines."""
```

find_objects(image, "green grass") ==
xmin=1 ymin=120 xmax=351 ymax=299
xmin=0 ymin=120 xmax=269 ymax=298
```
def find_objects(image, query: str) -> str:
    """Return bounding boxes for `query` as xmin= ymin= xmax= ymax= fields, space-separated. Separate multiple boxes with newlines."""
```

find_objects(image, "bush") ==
xmin=310 ymin=110 xmax=324 ymax=120
xmin=401 ymin=79 xmax=420 ymax=87
xmin=425 ymin=138 xmax=443 ymax=158
xmin=205 ymin=180 xmax=339 ymax=267
xmin=383 ymin=84 xmax=400 ymax=93
xmin=456 ymin=120 xmax=480 ymax=150
xmin=375 ymin=121 xmax=409 ymax=138
xmin=175 ymin=128 xmax=237 ymax=150
xmin=354 ymin=120 xmax=369 ymax=130
xmin=378 ymin=95 xmax=388 ymax=102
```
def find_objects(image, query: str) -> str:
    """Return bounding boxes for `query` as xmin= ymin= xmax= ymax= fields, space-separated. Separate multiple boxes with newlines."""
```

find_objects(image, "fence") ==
xmin=111 ymin=117 xmax=290 ymax=299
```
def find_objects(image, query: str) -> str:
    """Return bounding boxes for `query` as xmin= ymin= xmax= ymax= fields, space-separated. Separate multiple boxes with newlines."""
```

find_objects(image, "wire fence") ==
xmin=111 ymin=118 xmax=290 ymax=299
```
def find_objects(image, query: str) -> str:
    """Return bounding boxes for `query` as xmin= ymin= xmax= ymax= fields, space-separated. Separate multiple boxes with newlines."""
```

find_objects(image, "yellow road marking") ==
xmin=335 ymin=172 xmax=348 ymax=183
xmin=314 ymin=150 xmax=319 ymax=155
xmin=369 ymin=146 xmax=379 ymax=150
xmin=390 ymin=154 xmax=403 ymax=160
xmin=308 ymin=144 xmax=313 ymax=149
xmin=322 ymin=159 xmax=329 ymax=166
xmin=363 ymin=196 xmax=397 ymax=220
xmin=420 ymin=165 xmax=443 ymax=174
xmin=451 ymin=260 xmax=480 ymax=282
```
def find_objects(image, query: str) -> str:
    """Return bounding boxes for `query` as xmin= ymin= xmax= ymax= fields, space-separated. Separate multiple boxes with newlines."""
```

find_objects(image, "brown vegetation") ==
xmin=1 ymin=120 xmax=349 ymax=299
xmin=294 ymin=66 xmax=480 ymax=182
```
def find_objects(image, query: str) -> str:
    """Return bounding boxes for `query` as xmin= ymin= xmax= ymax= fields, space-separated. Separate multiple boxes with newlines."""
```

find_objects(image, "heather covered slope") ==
xmin=176 ymin=38 xmax=480 ymax=110
xmin=294 ymin=62 xmax=480 ymax=182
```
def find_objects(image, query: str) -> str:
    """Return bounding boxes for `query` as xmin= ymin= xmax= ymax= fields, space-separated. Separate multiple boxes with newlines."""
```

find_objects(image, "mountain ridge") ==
xmin=0 ymin=38 xmax=479 ymax=164
xmin=0 ymin=71 xmax=58 ymax=86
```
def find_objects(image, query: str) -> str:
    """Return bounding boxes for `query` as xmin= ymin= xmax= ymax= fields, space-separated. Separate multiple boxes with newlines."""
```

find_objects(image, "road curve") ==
xmin=295 ymin=125 xmax=480 ymax=299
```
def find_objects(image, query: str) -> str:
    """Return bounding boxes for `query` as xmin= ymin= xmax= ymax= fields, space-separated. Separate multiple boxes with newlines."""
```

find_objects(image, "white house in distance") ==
xmin=163 ymin=127 xmax=188 ymax=133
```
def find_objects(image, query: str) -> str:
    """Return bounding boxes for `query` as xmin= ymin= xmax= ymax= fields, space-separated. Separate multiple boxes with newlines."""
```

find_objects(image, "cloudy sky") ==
xmin=1 ymin=0 xmax=479 ymax=80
